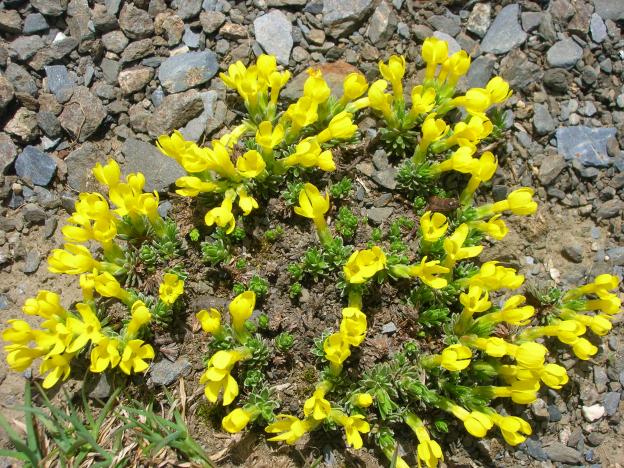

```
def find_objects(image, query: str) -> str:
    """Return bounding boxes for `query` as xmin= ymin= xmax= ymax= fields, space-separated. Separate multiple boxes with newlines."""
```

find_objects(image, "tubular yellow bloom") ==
xmin=156 ymin=130 xmax=194 ymax=163
xmin=220 ymin=60 xmax=247 ymax=90
xmin=159 ymin=273 xmax=184 ymax=305
xmin=492 ymin=414 xmax=532 ymax=446
xmin=468 ymin=336 xmax=510 ymax=357
xmin=353 ymin=393 xmax=373 ymax=408
xmin=237 ymin=186 xmax=259 ymax=216
xmin=89 ymin=336 xmax=121 ymax=372
xmin=442 ymin=116 xmax=493 ymax=149
xmin=229 ymin=290 xmax=256 ymax=334
xmin=23 ymin=291 xmax=66 ymax=319
xmin=460 ymin=151 xmax=498 ymax=206
xmin=410 ymin=85 xmax=436 ymax=116
xmin=119 ymin=339 xmax=154 ymax=375
xmin=286 ymin=96 xmax=318 ymax=130
xmin=94 ymin=272 xmax=128 ymax=302
xmin=175 ymin=176 xmax=219 ymax=197
xmin=437 ymin=344 xmax=472 ymax=371
xmin=80 ymin=273 xmax=97 ymax=303
xmin=422 ymin=37 xmax=449 ymax=80
xmin=175 ymin=145 xmax=210 ymax=173
xmin=470 ymin=214 xmax=508 ymax=240
xmin=66 ymin=303 xmax=102 ymax=353
xmin=584 ymin=293 xmax=622 ymax=315
xmin=408 ymin=257 xmax=449 ymax=289
xmin=565 ymin=274 xmax=619 ymax=299
xmin=293 ymin=183 xmax=330 ymax=220
xmin=127 ymin=300 xmax=152 ymax=336
xmin=486 ymin=76 xmax=512 ymax=103
xmin=538 ymin=320 xmax=586 ymax=344
xmin=256 ymin=54 xmax=277 ymax=83
xmin=204 ymin=141 xmax=238 ymax=179
xmin=343 ymin=246 xmax=387 ymax=284
xmin=201 ymin=349 xmax=246 ymax=405
xmin=420 ymin=211 xmax=448 ymax=242
xmin=33 ymin=320 xmax=72 ymax=357
xmin=204 ymin=195 xmax=236 ymax=234
xmin=222 ymin=407 xmax=252 ymax=433
xmin=304 ymin=389 xmax=332 ymax=421
xmin=303 ymin=68 xmax=331 ymax=104
xmin=571 ymin=337 xmax=598 ymax=360
xmin=433 ymin=146 xmax=476 ymax=174
xmin=417 ymin=439 xmax=443 ymax=468
xmin=491 ymin=188 xmax=538 ymax=216
xmin=316 ymin=111 xmax=357 ymax=143
xmin=3 ymin=320 xmax=35 ymax=345
xmin=269 ymin=70 xmax=291 ymax=105
xmin=236 ymin=150 xmax=266 ymax=178
xmin=417 ymin=114 xmax=448 ymax=156
xmin=196 ymin=308 xmax=222 ymax=334
xmin=367 ymin=79 xmax=393 ymax=118
xmin=537 ymin=363 xmax=569 ymax=389
xmin=481 ymin=295 xmax=534 ymax=326
xmin=512 ymin=342 xmax=548 ymax=369
xmin=573 ymin=313 xmax=612 ymax=336
xmin=467 ymin=261 xmax=525 ymax=291
xmin=255 ymin=121 xmax=284 ymax=150
xmin=6 ymin=345 xmax=45 ymax=372
xmin=379 ymin=55 xmax=406 ymax=98
xmin=438 ymin=50 xmax=471 ymax=86
xmin=450 ymin=406 xmax=493 ymax=438
xmin=452 ymin=88 xmax=491 ymax=117
xmin=48 ymin=244 xmax=101 ymax=275
xmin=333 ymin=412 xmax=370 ymax=449
xmin=339 ymin=307 xmax=367 ymax=346
xmin=92 ymin=159 xmax=121 ymax=188
xmin=342 ymin=72 xmax=368 ymax=102
xmin=324 ymin=332 xmax=351 ymax=366
xmin=266 ymin=414 xmax=313 ymax=444
xmin=40 ymin=353 xmax=74 ymax=389
xmin=443 ymin=224 xmax=483 ymax=267
xmin=492 ymin=379 xmax=540 ymax=404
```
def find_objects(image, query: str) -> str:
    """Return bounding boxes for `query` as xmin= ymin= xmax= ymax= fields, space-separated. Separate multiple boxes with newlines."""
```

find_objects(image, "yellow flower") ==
xmin=379 ymin=55 xmax=406 ymax=97
xmin=443 ymin=116 xmax=493 ymax=148
xmin=495 ymin=295 xmax=534 ymax=325
xmin=324 ymin=332 xmax=351 ymax=366
xmin=48 ymin=244 xmax=101 ymax=275
xmin=159 ymin=273 xmax=184 ymax=305
xmin=335 ymin=413 xmax=370 ymax=449
xmin=438 ymin=50 xmax=471 ymax=86
xmin=316 ymin=111 xmax=357 ymax=143
xmin=486 ymin=76 xmax=512 ymax=103
xmin=175 ymin=145 xmax=210 ymax=173
xmin=304 ymin=389 xmax=331 ymax=421
xmin=408 ymin=257 xmax=449 ymax=289
xmin=94 ymin=272 xmax=128 ymax=302
xmin=256 ymin=54 xmax=276 ymax=83
xmin=220 ymin=60 xmax=247 ymax=91
xmin=367 ymin=79 xmax=393 ymax=118
xmin=537 ymin=363 xmax=569 ymax=389
xmin=282 ymin=138 xmax=336 ymax=172
xmin=492 ymin=379 xmax=540 ymax=404
xmin=415 ymin=114 xmax=449 ymax=160
xmin=341 ymin=72 xmax=368 ymax=102
xmin=92 ymin=159 xmax=121 ymax=188
xmin=156 ymin=130 xmax=194 ymax=163
xmin=294 ymin=183 xmax=330 ymax=220
xmin=433 ymin=146 xmax=476 ymax=174
xmin=343 ymin=246 xmax=386 ymax=284
xmin=66 ymin=303 xmax=102 ymax=353
xmin=23 ymin=291 xmax=67 ymax=319
xmin=460 ymin=151 xmax=498 ymax=206
xmin=458 ymin=409 xmax=493 ymax=438
xmin=175 ymin=176 xmax=218 ymax=197
xmin=540 ymin=320 xmax=586 ymax=344
xmin=39 ymin=353 xmax=73 ymax=389
xmin=584 ymin=293 xmax=621 ymax=315
xmin=453 ymin=87 xmax=491 ymax=117
xmin=420 ymin=211 xmax=448 ymax=242
xmin=571 ymin=337 xmax=598 ymax=360
xmin=204 ymin=195 xmax=236 ymax=234
xmin=222 ymin=407 xmax=252 ymax=433
xmin=229 ymin=290 xmax=256 ymax=334
xmin=197 ymin=308 xmax=222 ymax=334
xmin=237 ymin=186 xmax=259 ymax=216
xmin=204 ymin=141 xmax=238 ymax=179
xmin=417 ymin=439 xmax=444 ymax=468
xmin=339 ymin=307 xmax=367 ymax=346
xmin=421 ymin=36 xmax=448 ymax=80
xmin=255 ymin=121 xmax=284 ymax=150
xmin=565 ymin=274 xmax=619 ymax=299
xmin=410 ymin=85 xmax=436 ymax=116
xmin=269 ymin=70 xmax=291 ymax=105
xmin=285 ymin=96 xmax=318 ymax=130
xmin=467 ymin=261 xmax=525 ymax=291
xmin=353 ymin=393 xmax=373 ymax=408
xmin=119 ymin=339 xmax=154 ymax=375
xmin=6 ymin=345 xmax=45 ymax=372
xmin=574 ymin=313 xmax=612 ymax=336
xmin=90 ymin=336 xmax=121 ymax=372
xmin=492 ymin=414 xmax=532 ymax=446
xmin=443 ymin=224 xmax=483 ymax=267
xmin=266 ymin=414 xmax=313 ymax=444
xmin=33 ymin=320 xmax=72 ymax=357
xmin=471 ymin=214 xmax=508 ymax=240
xmin=512 ymin=342 xmax=547 ymax=369
xmin=2 ymin=320 xmax=35 ymax=345
xmin=236 ymin=150 xmax=266 ymax=178
xmin=491 ymin=188 xmax=538 ymax=216
xmin=201 ymin=350 xmax=246 ymax=405
xmin=127 ymin=300 xmax=152 ymax=336
xmin=303 ymin=68 xmax=331 ymax=104
xmin=438 ymin=344 xmax=472 ymax=371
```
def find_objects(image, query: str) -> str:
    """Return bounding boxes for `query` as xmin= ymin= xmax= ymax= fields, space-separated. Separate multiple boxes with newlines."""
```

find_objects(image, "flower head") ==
xmin=90 ymin=336 xmax=121 ymax=373
xmin=343 ymin=246 xmax=386 ymax=284
xmin=229 ymin=290 xmax=256 ymax=334
xmin=342 ymin=72 xmax=368 ymax=101
xmin=159 ymin=273 xmax=184 ymax=305
xmin=197 ymin=308 xmax=222 ymax=334
xmin=420 ymin=211 xmax=448 ymax=242
xmin=304 ymin=389 xmax=331 ymax=421
xmin=324 ymin=333 xmax=351 ymax=366
xmin=266 ymin=414 xmax=313 ymax=444
xmin=222 ymin=408 xmax=252 ymax=433
xmin=205 ymin=195 xmax=236 ymax=234
xmin=119 ymin=339 xmax=154 ymax=375
xmin=293 ymin=183 xmax=330 ymax=220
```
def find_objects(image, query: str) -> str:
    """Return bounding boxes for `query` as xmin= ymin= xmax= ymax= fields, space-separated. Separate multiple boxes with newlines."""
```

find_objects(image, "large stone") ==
xmin=0 ymin=9 xmax=22 ymax=33
xmin=179 ymin=90 xmax=219 ymax=141
xmin=176 ymin=0 xmax=202 ymax=20
xmin=157 ymin=50 xmax=219 ymax=93
xmin=119 ymin=3 xmax=154 ymax=39
xmin=120 ymin=38 xmax=154 ymax=63
xmin=322 ymin=0 xmax=375 ymax=37
xmin=500 ymin=49 xmax=540 ymax=89
xmin=147 ymin=89 xmax=204 ymax=138
xmin=15 ymin=146 xmax=57 ymax=186
xmin=9 ymin=36 xmax=46 ymax=62
xmin=58 ymin=87 xmax=107 ymax=142
xmin=45 ymin=65 xmax=75 ymax=101
xmin=65 ymin=143 xmax=108 ymax=191
xmin=556 ymin=126 xmax=617 ymax=168
xmin=543 ymin=68 xmax=571 ymax=94
xmin=367 ymin=1 xmax=397 ymax=46
xmin=465 ymin=55 xmax=495 ymax=88
xmin=538 ymin=154 xmax=566 ymax=185
xmin=32 ymin=0 xmax=66 ymax=16
xmin=544 ymin=442 xmax=582 ymax=464
xmin=254 ymin=11 xmax=293 ymax=65
xmin=102 ymin=30 xmax=129 ymax=53
xmin=23 ymin=13 xmax=49 ymax=34
xmin=0 ymin=74 xmax=15 ymax=112
xmin=590 ymin=13 xmax=607 ymax=43
xmin=480 ymin=4 xmax=526 ymax=54
xmin=533 ymin=103 xmax=556 ymax=136
xmin=155 ymin=12 xmax=185 ymax=46
xmin=594 ymin=0 xmax=624 ymax=21
xmin=546 ymin=39 xmax=583 ymax=69
xmin=149 ymin=358 xmax=191 ymax=386
xmin=466 ymin=3 xmax=491 ymax=37
xmin=199 ymin=10 xmax=226 ymax=34
xmin=5 ymin=108 xmax=39 ymax=142
xmin=282 ymin=61 xmax=360 ymax=101
xmin=121 ymin=138 xmax=186 ymax=192
xmin=5 ymin=63 xmax=38 ymax=97
xmin=118 ymin=66 xmax=154 ymax=94
xmin=0 ymin=133 xmax=17 ymax=173
xmin=433 ymin=31 xmax=461 ymax=55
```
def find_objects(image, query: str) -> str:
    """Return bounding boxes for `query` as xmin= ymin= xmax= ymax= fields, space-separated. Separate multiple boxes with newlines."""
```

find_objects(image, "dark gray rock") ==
xmin=9 ymin=36 xmax=46 ymax=62
xmin=480 ymin=4 xmax=526 ymax=54
xmin=521 ymin=11 xmax=543 ymax=32
xmin=590 ymin=13 xmax=607 ymax=42
xmin=36 ymin=112 xmax=62 ymax=138
xmin=150 ymin=358 xmax=191 ymax=386
xmin=544 ymin=443 xmax=583 ymax=464
xmin=23 ymin=204 xmax=46 ymax=224
xmin=547 ymin=39 xmax=583 ymax=69
xmin=65 ymin=143 xmax=108 ymax=192
xmin=88 ymin=373 xmax=112 ymax=399
xmin=59 ymin=87 xmax=107 ymax=142
xmin=0 ymin=9 xmax=22 ymax=33
xmin=32 ymin=0 xmax=66 ymax=17
xmin=21 ymin=250 xmax=41 ymax=274
xmin=23 ymin=13 xmax=49 ymax=34
xmin=147 ymin=89 xmax=204 ymax=137
xmin=367 ymin=1 xmax=397 ymax=46
xmin=466 ymin=3 xmax=491 ymax=37
xmin=556 ymin=126 xmax=617 ymax=168
xmin=0 ymin=134 xmax=17 ymax=173
xmin=594 ymin=0 xmax=624 ymax=21
xmin=366 ymin=207 xmax=393 ymax=225
xmin=5 ymin=63 xmax=38 ymax=96
xmin=121 ymin=138 xmax=186 ymax=192
xmin=523 ymin=438 xmax=548 ymax=461
xmin=182 ymin=25 xmax=202 ymax=48
xmin=176 ymin=0 xmax=202 ymax=20
xmin=428 ymin=14 xmax=460 ymax=37
xmin=179 ymin=90 xmax=218 ymax=141
xmin=607 ymin=247 xmax=624 ymax=265
xmin=158 ymin=50 xmax=219 ymax=93
xmin=254 ymin=11 xmax=293 ymax=65
xmin=322 ymin=0 xmax=375 ymax=37
xmin=562 ymin=243 xmax=583 ymax=263
xmin=119 ymin=3 xmax=154 ymax=39
xmin=45 ymin=65 xmax=75 ymax=100
xmin=102 ymin=30 xmax=129 ymax=53
xmin=533 ymin=103 xmax=556 ymax=136
xmin=538 ymin=154 xmax=566 ymax=185
xmin=603 ymin=392 xmax=620 ymax=416
xmin=101 ymin=58 xmax=121 ymax=84
xmin=597 ymin=199 xmax=623 ymax=219
xmin=500 ymin=49 xmax=540 ymax=89
xmin=15 ymin=146 xmax=57 ymax=186
xmin=543 ymin=68 xmax=571 ymax=94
